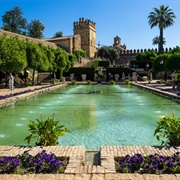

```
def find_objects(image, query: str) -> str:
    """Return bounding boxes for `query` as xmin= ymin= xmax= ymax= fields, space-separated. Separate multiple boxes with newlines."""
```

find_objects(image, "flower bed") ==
xmin=0 ymin=85 xmax=54 ymax=100
xmin=115 ymin=152 xmax=180 ymax=174
xmin=0 ymin=150 xmax=69 ymax=174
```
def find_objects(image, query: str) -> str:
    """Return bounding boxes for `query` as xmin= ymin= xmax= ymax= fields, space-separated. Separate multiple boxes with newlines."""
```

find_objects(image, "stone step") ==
xmin=85 ymin=151 xmax=100 ymax=165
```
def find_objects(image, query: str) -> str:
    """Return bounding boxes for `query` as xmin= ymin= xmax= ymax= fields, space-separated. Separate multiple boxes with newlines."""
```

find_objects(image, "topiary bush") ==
xmin=71 ymin=80 xmax=77 ymax=85
xmin=124 ymin=79 xmax=131 ymax=85
xmin=86 ymin=80 xmax=92 ymax=85
xmin=110 ymin=80 xmax=116 ymax=85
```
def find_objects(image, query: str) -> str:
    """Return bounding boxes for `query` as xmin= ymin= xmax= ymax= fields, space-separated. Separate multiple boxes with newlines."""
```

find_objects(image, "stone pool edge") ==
xmin=132 ymin=82 xmax=180 ymax=102
xmin=0 ymin=84 xmax=67 ymax=108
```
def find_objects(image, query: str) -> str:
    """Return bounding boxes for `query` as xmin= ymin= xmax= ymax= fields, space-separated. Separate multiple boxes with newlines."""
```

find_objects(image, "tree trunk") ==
xmin=24 ymin=69 xmax=28 ymax=86
xmin=59 ymin=68 xmax=63 ymax=80
xmin=159 ymin=28 xmax=164 ymax=54
xmin=164 ymin=71 xmax=167 ymax=81
xmin=32 ymin=69 xmax=35 ymax=85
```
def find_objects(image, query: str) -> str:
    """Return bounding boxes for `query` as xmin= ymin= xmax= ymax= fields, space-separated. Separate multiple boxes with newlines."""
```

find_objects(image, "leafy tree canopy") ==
xmin=46 ymin=46 xmax=55 ymax=72
xmin=38 ymin=43 xmax=49 ymax=71
xmin=2 ymin=6 xmax=27 ymax=35
xmin=54 ymin=47 xmax=72 ymax=78
xmin=108 ymin=47 xmax=119 ymax=61
xmin=0 ymin=35 xmax=27 ymax=73
xmin=25 ymin=40 xmax=43 ymax=71
xmin=27 ymin=19 xmax=45 ymax=38
xmin=152 ymin=53 xmax=169 ymax=72
xmin=168 ymin=46 xmax=180 ymax=54
xmin=53 ymin=31 xmax=63 ymax=38
xmin=165 ymin=53 xmax=180 ymax=72
xmin=98 ymin=46 xmax=119 ymax=62
xmin=74 ymin=49 xmax=86 ymax=58
xmin=136 ymin=50 xmax=157 ymax=63
xmin=152 ymin=36 xmax=166 ymax=51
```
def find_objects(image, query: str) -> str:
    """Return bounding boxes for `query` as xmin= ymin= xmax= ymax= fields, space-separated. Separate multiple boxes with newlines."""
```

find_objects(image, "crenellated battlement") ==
xmin=119 ymin=47 xmax=173 ymax=55
xmin=74 ymin=17 xmax=96 ymax=28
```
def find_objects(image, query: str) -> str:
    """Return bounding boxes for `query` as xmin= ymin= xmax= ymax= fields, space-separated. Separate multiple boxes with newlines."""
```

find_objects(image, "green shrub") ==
xmin=74 ymin=49 xmax=86 ymax=58
xmin=87 ymin=80 xmax=92 ymax=85
xmin=71 ymin=80 xmax=77 ymax=85
xmin=14 ymin=76 xmax=20 ymax=84
xmin=124 ymin=79 xmax=131 ymax=85
xmin=54 ymin=79 xmax=60 ymax=84
xmin=110 ymin=80 xmax=116 ymax=85
xmin=154 ymin=113 xmax=180 ymax=146
xmin=25 ymin=113 xmax=71 ymax=146
xmin=92 ymin=60 xmax=99 ymax=69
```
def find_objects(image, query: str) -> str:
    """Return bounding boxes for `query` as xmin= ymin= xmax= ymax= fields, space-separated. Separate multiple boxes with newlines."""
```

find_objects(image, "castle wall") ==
xmin=116 ymin=47 xmax=174 ymax=65
xmin=0 ymin=30 xmax=57 ymax=48
xmin=118 ymin=47 xmax=172 ymax=55
xmin=46 ymin=38 xmax=71 ymax=52
xmin=45 ymin=35 xmax=81 ymax=54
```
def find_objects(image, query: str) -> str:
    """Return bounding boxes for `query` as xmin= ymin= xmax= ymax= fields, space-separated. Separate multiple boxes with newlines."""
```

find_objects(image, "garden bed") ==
xmin=115 ymin=152 xmax=180 ymax=174
xmin=0 ymin=150 xmax=69 ymax=174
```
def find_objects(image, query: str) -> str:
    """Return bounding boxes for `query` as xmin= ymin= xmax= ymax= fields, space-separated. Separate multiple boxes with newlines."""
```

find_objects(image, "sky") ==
xmin=0 ymin=0 xmax=179 ymax=51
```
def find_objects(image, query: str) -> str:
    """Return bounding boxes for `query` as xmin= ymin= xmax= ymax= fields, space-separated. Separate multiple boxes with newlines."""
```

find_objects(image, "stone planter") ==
xmin=81 ymin=74 xmax=87 ymax=81
xmin=143 ymin=76 xmax=147 ymax=81
xmin=61 ymin=77 xmax=66 ymax=83
xmin=70 ymin=73 xmax=74 ymax=81
xmin=114 ymin=74 xmax=119 ymax=82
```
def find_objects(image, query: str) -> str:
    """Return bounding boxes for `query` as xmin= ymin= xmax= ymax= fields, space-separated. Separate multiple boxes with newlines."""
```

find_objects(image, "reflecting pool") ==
xmin=0 ymin=85 xmax=180 ymax=150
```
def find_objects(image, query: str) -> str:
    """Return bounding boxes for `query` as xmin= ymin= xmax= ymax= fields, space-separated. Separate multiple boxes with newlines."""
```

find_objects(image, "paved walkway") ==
xmin=0 ymin=84 xmax=66 ymax=108
xmin=134 ymin=81 xmax=180 ymax=101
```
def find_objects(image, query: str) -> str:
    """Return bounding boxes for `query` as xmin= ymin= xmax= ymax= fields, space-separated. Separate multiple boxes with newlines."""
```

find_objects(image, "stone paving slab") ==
xmin=1 ymin=174 xmax=180 ymax=180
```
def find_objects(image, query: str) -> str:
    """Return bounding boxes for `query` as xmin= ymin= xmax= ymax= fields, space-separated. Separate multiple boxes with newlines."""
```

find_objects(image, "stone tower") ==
xmin=113 ymin=36 xmax=121 ymax=46
xmin=113 ymin=35 xmax=126 ymax=53
xmin=73 ymin=18 xmax=96 ymax=58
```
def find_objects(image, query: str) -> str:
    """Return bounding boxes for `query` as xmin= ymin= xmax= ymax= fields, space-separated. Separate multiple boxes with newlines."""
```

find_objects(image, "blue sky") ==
xmin=0 ymin=0 xmax=179 ymax=50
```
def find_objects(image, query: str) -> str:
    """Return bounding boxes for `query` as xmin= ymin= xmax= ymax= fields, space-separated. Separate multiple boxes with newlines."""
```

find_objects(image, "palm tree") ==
xmin=152 ymin=36 xmax=166 ymax=50
xmin=148 ymin=5 xmax=176 ymax=54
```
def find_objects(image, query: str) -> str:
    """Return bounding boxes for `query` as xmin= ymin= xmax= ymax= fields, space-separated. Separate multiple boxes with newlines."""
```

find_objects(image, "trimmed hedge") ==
xmin=63 ymin=67 xmax=95 ymax=81
xmin=106 ymin=67 xmax=134 ymax=79
xmin=99 ymin=61 xmax=109 ymax=68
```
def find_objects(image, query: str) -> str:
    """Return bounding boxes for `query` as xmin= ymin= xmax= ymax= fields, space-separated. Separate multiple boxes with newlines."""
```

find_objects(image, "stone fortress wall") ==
xmin=116 ymin=47 xmax=173 ymax=65
xmin=0 ymin=30 xmax=57 ymax=49
xmin=119 ymin=47 xmax=173 ymax=55
xmin=44 ymin=34 xmax=81 ymax=54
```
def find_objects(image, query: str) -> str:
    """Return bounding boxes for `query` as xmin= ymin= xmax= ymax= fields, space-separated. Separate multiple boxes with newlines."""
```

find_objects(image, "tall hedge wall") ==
xmin=63 ymin=67 xmax=95 ymax=81
xmin=106 ymin=67 xmax=134 ymax=79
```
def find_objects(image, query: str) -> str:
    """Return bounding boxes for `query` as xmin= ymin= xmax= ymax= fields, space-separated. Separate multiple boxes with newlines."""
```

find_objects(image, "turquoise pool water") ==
xmin=0 ymin=85 xmax=180 ymax=150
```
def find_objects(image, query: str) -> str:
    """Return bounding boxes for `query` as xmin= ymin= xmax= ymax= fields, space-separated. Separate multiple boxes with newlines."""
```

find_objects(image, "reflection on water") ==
xmin=0 ymin=85 xmax=180 ymax=150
